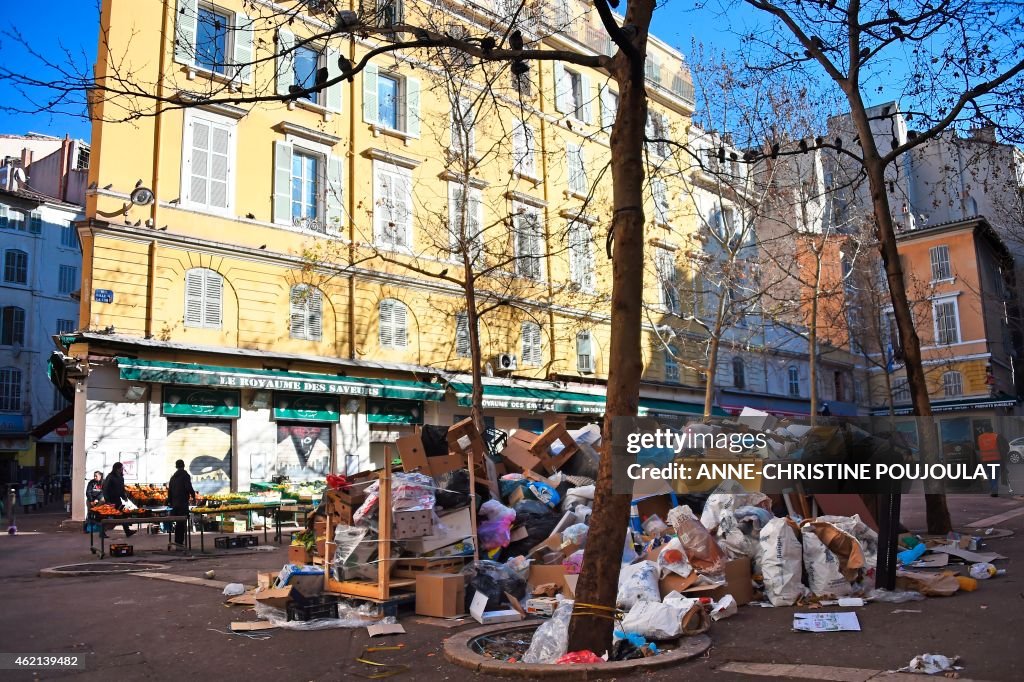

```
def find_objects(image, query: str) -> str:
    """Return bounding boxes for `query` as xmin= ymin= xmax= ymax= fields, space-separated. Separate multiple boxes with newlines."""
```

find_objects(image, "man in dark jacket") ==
xmin=167 ymin=459 xmax=197 ymax=547
xmin=101 ymin=463 xmax=135 ymax=539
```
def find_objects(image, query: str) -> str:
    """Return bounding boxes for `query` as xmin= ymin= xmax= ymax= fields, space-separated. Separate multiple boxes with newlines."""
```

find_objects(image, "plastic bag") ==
xmin=354 ymin=472 xmax=436 ymax=525
xmin=254 ymin=601 xmax=380 ymax=630
xmin=562 ymin=523 xmax=589 ymax=548
xmin=616 ymin=560 xmax=661 ymax=609
xmin=867 ymin=588 xmax=925 ymax=603
xmin=620 ymin=600 xmax=686 ymax=639
xmin=561 ymin=485 xmax=595 ymax=511
xmin=332 ymin=525 xmax=376 ymax=580
xmin=642 ymin=513 xmax=670 ymax=536
xmin=700 ymin=480 xmax=771 ymax=533
xmin=563 ymin=549 xmax=585 ymax=575
xmin=222 ymin=583 xmax=245 ymax=597
xmin=656 ymin=537 xmax=693 ymax=579
xmin=667 ymin=505 xmax=726 ymax=576
xmin=506 ymin=555 xmax=531 ymax=582
xmin=801 ymin=523 xmax=854 ymax=597
xmin=710 ymin=595 xmax=737 ymax=621
xmin=717 ymin=505 xmax=774 ymax=571
xmin=526 ymin=481 xmax=560 ymax=508
xmin=462 ymin=560 xmax=527 ymax=610
xmin=818 ymin=514 xmax=879 ymax=570
xmin=478 ymin=500 xmax=517 ymax=550
xmin=759 ymin=518 xmax=804 ymax=606
xmin=556 ymin=651 xmax=604 ymax=665
xmin=506 ymin=500 xmax=559 ymax=557
xmin=523 ymin=598 xmax=574 ymax=663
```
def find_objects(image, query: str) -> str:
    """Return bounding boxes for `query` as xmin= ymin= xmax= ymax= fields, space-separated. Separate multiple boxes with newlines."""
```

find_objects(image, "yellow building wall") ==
xmin=85 ymin=0 xmax=698 ymax=384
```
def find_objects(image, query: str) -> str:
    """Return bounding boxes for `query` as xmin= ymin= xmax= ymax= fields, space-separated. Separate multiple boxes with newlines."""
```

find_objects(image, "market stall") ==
xmin=87 ymin=505 xmax=189 ymax=559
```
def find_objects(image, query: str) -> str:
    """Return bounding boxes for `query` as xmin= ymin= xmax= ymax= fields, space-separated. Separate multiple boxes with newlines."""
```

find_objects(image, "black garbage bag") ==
xmin=461 ymin=560 xmax=527 ymax=611
xmin=421 ymin=424 xmax=450 ymax=456
xmin=505 ymin=499 xmax=560 ymax=557
xmin=434 ymin=469 xmax=471 ymax=509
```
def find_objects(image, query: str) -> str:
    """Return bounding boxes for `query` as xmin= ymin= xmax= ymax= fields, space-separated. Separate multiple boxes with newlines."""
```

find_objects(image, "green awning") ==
xmin=118 ymin=358 xmax=446 ymax=401
xmin=366 ymin=398 xmax=424 ymax=425
xmin=273 ymin=393 xmax=340 ymax=423
xmin=638 ymin=397 xmax=728 ymax=418
xmin=450 ymin=382 xmax=715 ymax=417
xmin=451 ymin=382 xmax=606 ymax=414
xmin=163 ymin=386 xmax=241 ymax=418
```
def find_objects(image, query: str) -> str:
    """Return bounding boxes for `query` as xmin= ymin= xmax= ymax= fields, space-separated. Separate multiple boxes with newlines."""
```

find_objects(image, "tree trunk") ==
xmin=847 ymin=102 xmax=952 ymax=534
xmin=808 ymin=280 xmax=818 ymax=426
xmin=704 ymin=326 xmax=722 ymax=422
xmin=464 ymin=278 xmax=486 ymax=434
xmin=566 ymin=5 xmax=652 ymax=651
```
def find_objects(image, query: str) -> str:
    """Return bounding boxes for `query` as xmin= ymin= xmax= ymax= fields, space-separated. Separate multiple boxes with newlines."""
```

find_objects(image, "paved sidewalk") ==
xmin=0 ymin=494 xmax=1021 ymax=681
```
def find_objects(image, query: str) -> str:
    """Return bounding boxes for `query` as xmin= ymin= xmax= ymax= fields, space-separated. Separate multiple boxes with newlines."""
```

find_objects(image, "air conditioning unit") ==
xmin=494 ymin=353 xmax=518 ymax=372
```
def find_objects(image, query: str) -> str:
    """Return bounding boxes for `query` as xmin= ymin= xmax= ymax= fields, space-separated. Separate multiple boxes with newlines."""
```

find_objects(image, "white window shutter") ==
xmin=325 ymin=46 xmax=343 ymax=113
xmin=362 ymin=63 xmax=378 ymax=124
xmin=379 ymin=300 xmax=393 ymax=347
xmin=290 ymin=286 xmax=306 ymax=338
xmin=325 ymin=154 xmax=344 ymax=232
xmin=276 ymin=29 xmax=295 ymax=96
xmin=309 ymin=289 xmax=323 ymax=340
xmin=273 ymin=140 xmax=293 ymax=224
xmin=405 ymin=77 xmax=420 ymax=137
xmin=204 ymin=270 xmax=223 ymax=327
xmin=394 ymin=301 xmax=408 ymax=347
xmin=553 ymin=62 xmax=568 ymax=113
xmin=28 ymin=212 xmax=42 ymax=234
xmin=209 ymin=123 xmax=230 ymax=209
xmin=233 ymin=11 xmax=253 ymax=85
xmin=0 ymin=205 xmax=8 ymax=228
xmin=580 ymin=74 xmax=593 ymax=123
xmin=398 ymin=171 xmax=413 ymax=246
xmin=456 ymin=312 xmax=470 ymax=358
xmin=174 ymin=0 xmax=198 ymax=66
xmin=185 ymin=269 xmax=204 ymax=326
xmin=600 ymin=86 xmax=616 ymax=129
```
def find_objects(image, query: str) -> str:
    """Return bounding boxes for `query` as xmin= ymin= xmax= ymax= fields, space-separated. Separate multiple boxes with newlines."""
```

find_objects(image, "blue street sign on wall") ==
xmin=94 ymin=289 xmax=114 ymax=303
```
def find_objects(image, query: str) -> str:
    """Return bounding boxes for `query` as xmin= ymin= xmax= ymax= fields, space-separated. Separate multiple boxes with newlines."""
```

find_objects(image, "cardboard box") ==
xmin=678 ymin=557 xmax=753 ymax=605
xmin=257 ymin=571 xmax=275 ymax=590
xmin=525 ymin=597 xmax=558 ymax=617
xmin=415 ymin=573 xmax=466 ymax=618
xmin=393 ymin=510 xmax=433 ymax=539
xmin=528 ymin=564 xmax=576 ymax=597
xmin=253 ymin=585 xmax=293 ymax=609
xmin=397 ymin=434 xmax=464 ymax=478
xmin=231 ymin=519 xmax=248 ymax=534
xmin=400 ymin=507 xmax=473 ymax=554
xmin=634 ymin=494 xmax=672 ymax=526
xmin=288 ymin=544 xmax=312 ymax=565
xmin=470 ymin=591 xmax=524 ymax=625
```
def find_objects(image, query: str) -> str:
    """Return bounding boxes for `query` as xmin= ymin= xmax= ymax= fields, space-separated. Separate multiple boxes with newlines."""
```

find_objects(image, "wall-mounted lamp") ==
xmin=250 ymin=391 xmax=271 ymax=409
xmin=344 ymin=399 xmax=360 ymax=414
xmin=123 ymin=384 xmax=147 ymax=401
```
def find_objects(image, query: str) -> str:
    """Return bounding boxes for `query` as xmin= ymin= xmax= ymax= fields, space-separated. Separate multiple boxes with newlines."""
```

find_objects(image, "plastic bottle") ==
xmin=968 ymin=562 xmax=1005 ymax=580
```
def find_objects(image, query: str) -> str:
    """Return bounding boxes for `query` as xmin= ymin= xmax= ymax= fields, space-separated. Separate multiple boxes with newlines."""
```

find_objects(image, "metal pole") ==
xmin=875 ymin=493 xmax=902 ymax=591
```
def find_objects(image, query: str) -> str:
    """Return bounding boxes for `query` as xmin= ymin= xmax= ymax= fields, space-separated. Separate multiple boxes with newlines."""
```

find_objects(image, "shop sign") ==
xmin=163 ymin=387 xmax=241 ymax=418
xmin=366 ymin=399 xmax=424 ymax=425
xmin=273 ymin=393 xmax=341 ymax=423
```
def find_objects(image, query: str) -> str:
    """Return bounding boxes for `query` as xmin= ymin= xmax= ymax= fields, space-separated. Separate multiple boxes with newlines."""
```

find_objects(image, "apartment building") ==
xmin=0 ymin=159 xmax=83 ymax=485
xmin=61 ymin=0 xmax=705 ymax=517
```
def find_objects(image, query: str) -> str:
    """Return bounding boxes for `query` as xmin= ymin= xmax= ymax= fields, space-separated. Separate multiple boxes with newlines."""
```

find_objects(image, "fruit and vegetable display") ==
xmin=89 ymin=504 xmax=125 ymax=517
xmin=126 ymin=484 xmax=168 ymax=505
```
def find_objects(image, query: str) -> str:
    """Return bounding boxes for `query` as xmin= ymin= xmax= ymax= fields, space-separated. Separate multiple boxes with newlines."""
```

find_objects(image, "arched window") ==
xmin=379 ymin=299 xmax=408 ymax=349
xmin=521 ymin=322 xmax=542 ymax=366
xmin=1 ymin=306 xmax=26 ymax=345
xmin=184 ymin=268 xmax=223 ymax=328
xmin=732 ymin=356 xmax=746 ymax=390
xmin=0 ymin=367 xmax=22 ymax=411
xmin=577 ymin=331 xmax=595 ymax=374
xmin=289 ymin=285 xmax=323 ymax=341
xmin=942 ymin=371 xmax=963 ymax=397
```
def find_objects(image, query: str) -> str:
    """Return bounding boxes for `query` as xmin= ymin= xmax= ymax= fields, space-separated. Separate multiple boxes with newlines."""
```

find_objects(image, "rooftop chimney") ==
xmin=970 ymin=126 xmax=998 ymax=143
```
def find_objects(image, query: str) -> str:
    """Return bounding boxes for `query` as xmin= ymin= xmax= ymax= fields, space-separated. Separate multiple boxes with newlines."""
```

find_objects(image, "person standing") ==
xmin=101 ymin=463 xmax=135 ymax=538
xmin=85 ymin=471 xmax=104 ymax=507
xmin=167 ymin=459 xmax=197 ymax=548
xmin=978 ymin=428 xmax=1014 ymax=497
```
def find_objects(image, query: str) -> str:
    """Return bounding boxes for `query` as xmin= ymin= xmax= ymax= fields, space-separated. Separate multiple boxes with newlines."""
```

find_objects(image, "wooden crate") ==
xmin=392 ymin=557 xmax=465 ymax=578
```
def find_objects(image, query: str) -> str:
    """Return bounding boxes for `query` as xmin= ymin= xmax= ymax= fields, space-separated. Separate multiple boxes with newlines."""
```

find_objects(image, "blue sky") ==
xmin=0 ymin=1 xmax=906 ymax=141
xmin=0 ymin=1 xmax=760 ymax=142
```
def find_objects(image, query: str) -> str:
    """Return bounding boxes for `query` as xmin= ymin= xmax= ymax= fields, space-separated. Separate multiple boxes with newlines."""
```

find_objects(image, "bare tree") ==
xmin=708 ymin=0 xmax=1024 ymax=533
xmin=0 ymin=0 xmax=679 ymax=651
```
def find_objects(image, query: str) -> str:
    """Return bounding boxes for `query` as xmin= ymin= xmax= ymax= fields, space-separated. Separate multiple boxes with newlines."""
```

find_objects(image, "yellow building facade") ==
xmin=65 ymin=0 xmax=705 ymax=517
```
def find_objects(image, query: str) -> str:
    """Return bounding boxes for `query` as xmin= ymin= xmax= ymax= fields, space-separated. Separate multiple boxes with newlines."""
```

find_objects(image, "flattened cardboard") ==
xmin=231 ymin=621 xmax=277 ymax=632
xmin=930 ymin=543 xmax=1005 ymax=563
xmin=367 ymin=623 xmax=406 ymax=637
xmin=397 ymin=434 xmax=463 ymax=478
xmin=680 ymin=557 xmax=753 ymax=606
